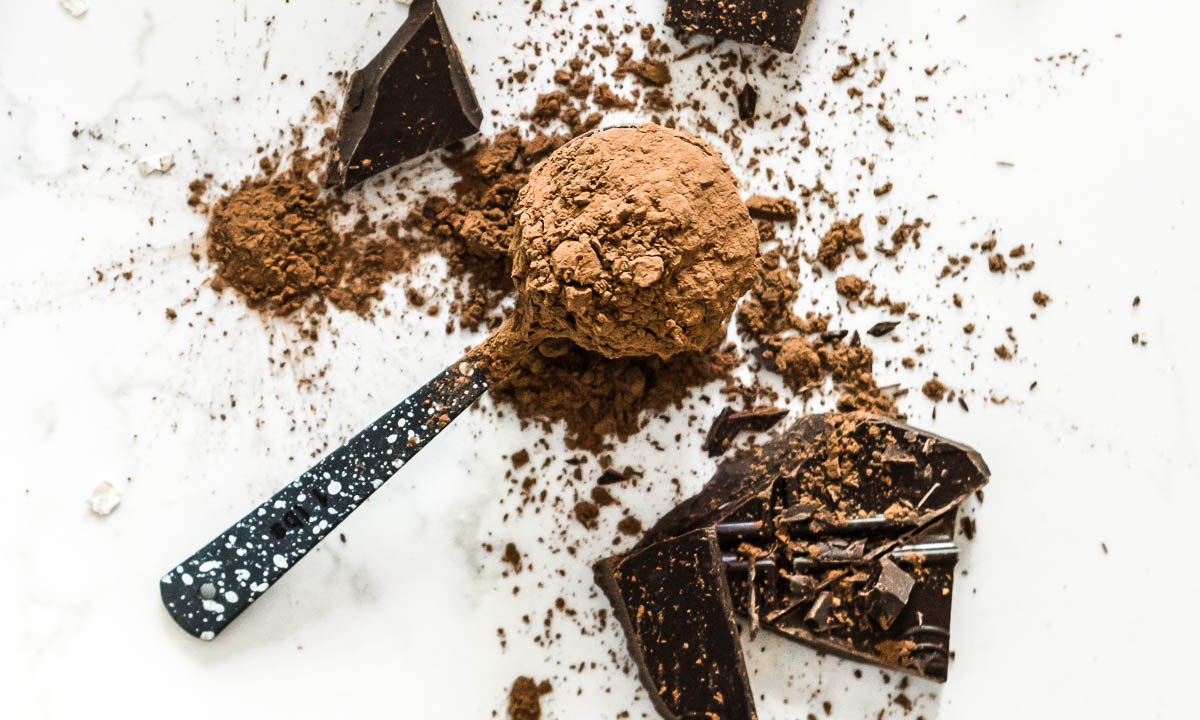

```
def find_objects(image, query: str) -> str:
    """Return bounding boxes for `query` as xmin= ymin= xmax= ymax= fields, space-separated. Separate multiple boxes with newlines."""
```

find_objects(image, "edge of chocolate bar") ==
xmin=329 ymin=0 xmax=483 ymax=188
xmin=595 ymin=527 xmax=758 ymax=720
xmin=630 ymin=412 xmax=989 ymax=684
xmin=665 ymin=0 xmax=813 ymax=53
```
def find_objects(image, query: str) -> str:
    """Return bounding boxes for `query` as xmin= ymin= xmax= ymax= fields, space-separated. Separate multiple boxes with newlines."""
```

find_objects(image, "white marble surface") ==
xmin=2 ymin=1 xmax=1198 ymax=718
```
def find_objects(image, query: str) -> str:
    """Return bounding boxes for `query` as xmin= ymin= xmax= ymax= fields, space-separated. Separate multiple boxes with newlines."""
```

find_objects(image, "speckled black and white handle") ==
xmin=160 ymin=353 xmax=497 ymax=640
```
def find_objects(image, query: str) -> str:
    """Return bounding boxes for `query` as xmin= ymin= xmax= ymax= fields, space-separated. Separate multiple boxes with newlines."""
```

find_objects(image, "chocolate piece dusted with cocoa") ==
xmin=328 ymin=0 xmax=482 ymax=188
xmin=613 ymin=412 xmax=989 ymax=685
xmin=594 ymin=528 xmax=757 ymax=720
xmin=666 ymin=0 xmax=813 ymax=53
xmin=702 ymin=406 xmax=788 ymax=457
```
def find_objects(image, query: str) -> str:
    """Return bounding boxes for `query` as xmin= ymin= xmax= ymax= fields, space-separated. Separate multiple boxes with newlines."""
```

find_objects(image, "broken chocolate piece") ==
xmin=328 ymin=0 xmax=483 ymax=188
xmin=737 ymin=82 xmax=758 ymax=121
xmin=863 ymin=557 xmax=915 ymax=630
xmin=803 ymin=590 xmax=835 ymax=633
xmin=867 ymin=320 xmax=900 ymax=337
xmin=626 ymin=412 xmax=989 ymax=684
xmin=666 ymin=0 xmax=813 ymax=53
xmin=702 ymin=405 xmax=788 ymax=457
xmin=594 ymin=528 xmax=757 ymax=720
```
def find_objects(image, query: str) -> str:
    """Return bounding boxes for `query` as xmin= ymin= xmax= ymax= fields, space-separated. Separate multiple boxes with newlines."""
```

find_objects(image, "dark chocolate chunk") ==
xmin=787 ymin=572 xmax=817 ymax=601
xmin=803 ymin=590 xmax=835 ymax=633
xmin=702 ymin=406 xmax=788 ymax=457
xmin=594 ymin=528 xmax=757 ymax=720
xmin=666 ymin=0 xmax=813 ymax=53
xmin=867 ymin=320 xmax=900 ymax=337
xmin=863 ymin=557 xmax=915 ymax=630
xmin=737 ymin=82 xmax=758 ymax=121
xmin=627 ymin=412 xmax=989 ymax=684
xmin=328 ymin=0 xmax=483 ymax=188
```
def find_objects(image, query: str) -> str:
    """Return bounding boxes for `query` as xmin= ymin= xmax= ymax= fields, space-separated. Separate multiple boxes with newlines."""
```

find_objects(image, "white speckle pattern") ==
xmin=159 ymin=362 xmax=491 ymax=639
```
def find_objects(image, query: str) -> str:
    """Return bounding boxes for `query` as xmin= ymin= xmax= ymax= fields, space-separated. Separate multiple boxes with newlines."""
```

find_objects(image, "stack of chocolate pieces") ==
xmin=596 ymin=412 xmax=989 ymax=720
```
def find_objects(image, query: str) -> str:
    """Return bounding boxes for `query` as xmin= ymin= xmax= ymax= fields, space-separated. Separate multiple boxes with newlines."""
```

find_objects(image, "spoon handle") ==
xmin=159 ymin=354 xmax=494 ymax=640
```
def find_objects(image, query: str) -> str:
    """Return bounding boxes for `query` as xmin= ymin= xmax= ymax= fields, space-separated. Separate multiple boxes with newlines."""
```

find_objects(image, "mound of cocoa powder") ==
xmin=509 ymin=123 xmax=759 ymax=360
xmin=203 ymin=154 xmax=413 ymax=316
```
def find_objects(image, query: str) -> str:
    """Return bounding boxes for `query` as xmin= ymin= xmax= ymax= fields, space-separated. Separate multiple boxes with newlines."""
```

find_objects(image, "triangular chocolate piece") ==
xmin=329 ymin=0 xmax=483 ymax=188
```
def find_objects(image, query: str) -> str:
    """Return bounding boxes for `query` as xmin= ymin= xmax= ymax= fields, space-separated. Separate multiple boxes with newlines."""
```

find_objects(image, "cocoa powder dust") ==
xmin=205 ymin=154 xmax=413 ymax=316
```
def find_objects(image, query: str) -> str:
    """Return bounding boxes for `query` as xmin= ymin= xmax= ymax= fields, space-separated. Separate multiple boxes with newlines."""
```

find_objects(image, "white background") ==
xmin=1 ymin=1 xmax=1197 ymax=718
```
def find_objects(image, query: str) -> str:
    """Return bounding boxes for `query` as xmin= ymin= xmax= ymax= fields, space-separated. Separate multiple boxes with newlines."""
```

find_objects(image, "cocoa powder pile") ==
xmin=509 ymin=124 xmax=759 ymax=359
xmin=204 ymin=154 xmax=412 ymax=316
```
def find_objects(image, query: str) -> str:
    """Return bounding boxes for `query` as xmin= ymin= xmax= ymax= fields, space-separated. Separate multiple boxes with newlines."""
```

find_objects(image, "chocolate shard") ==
xmin=702 ymin=405 xmax=788 ymax=457
xmin=803 ymin=590 xmax=835 ymax=633
xmin=867 ymin=320 xmax=900 ymax=337
xmin=863 ymin=557 xmax=915 ymax=630
xmin=594 ymin=528 xmax=757 ymax=720
xmin=666 ymin=0 xmax=813 ymax=53
xmin=328 ymin=0 xmax=483 ymax=188
xmin=737 ymin=82 xmax=758 ymax=121
xmin=631 ymin=412 xmax=989 ymax=684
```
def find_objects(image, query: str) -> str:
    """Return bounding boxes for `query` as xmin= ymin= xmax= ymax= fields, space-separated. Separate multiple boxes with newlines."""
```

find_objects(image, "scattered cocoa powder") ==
xmin=816 ymin=217 xmax=865 ymax=270
xmin=502 ymin=542 xmax=523 ymax=573
xmin=773 ymin=335 xmax=898 ymax=416
xmin=202 ymin=154 xmax=412 ymax=316
xmin=573 ymin=500 xmax=600 ymax=529
xmin=922 ymin=378 xmax=947 ymax=402
xmin=507 ymin=676 xmax=552 ymax=720
xmin=492 ymin=341 xmax=737 ymax=453
xmin=511 ymin=449 xmax=531 ymax=468
xmin=835 ymin=274 xmax=867 ymax=299
xmin=616 ymin=516 xmax=643 ymax=536
xmin=614 ymin=57 xmax=671 ymax=87
xmin=745 ymin=195 xmax=798 ymax=223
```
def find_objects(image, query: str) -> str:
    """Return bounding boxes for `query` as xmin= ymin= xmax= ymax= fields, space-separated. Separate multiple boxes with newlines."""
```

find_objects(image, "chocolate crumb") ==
xmin=922 ymin=378 xmax=947 ymax=402
xmin=506 ymin=676 xmax=551 ymax=720
xmin=502 ymin=542 xmax=523 ymax=573
xmin=574 ymin=500 xmax=600 ymax=529
xmin=511 ymin=449 xmax=530 ymax=468
xmin=616 ymin=516 xmax=643 ymax=536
